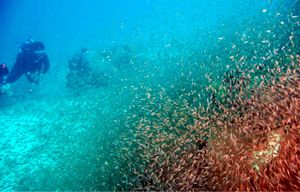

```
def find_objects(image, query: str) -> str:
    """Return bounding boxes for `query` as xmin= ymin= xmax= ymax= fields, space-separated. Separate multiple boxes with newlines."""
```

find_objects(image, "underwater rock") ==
xmin=101 ymin=45 xmax=133 ymax=69
xmin=66 ymin=49 xmax=110 ymax=89
xmin=0 ymin=84 xmax=11 ymax=95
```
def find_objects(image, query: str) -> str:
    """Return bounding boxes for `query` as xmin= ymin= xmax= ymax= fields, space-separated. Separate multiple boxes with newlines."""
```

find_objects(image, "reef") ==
xmin=106 ymin=3 xmax=300 ymax=190
xmin=3 ymin=1 xmax=297 ymax=191
xmin=66 ymin=45 xmax=134 ymax=91
xmin=66 ymin=49 xmax=110 ymax=90
xmin=101 ymin=45 xmax=133 ymax=69
xmin=111 ymin=60 xmax=300 ymax=191
xmin=204 ymin=66 xmax=300 ymax=190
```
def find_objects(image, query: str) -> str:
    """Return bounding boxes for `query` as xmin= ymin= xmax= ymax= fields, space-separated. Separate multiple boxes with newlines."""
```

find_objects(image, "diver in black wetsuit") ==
xmin=6 ymin=39 xmax=50 ymax=84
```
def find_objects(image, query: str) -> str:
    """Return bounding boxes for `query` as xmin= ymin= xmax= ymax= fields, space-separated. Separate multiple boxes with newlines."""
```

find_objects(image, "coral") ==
xmin=206 ymin=68 xmax=300 ymax=190
xmin=101 ymin=45 xmax=133 ymax=69
xmin=66 ymin=49 xmax=110 ymax=90
xmin=113 ymin=53 xmax=300 ymax=190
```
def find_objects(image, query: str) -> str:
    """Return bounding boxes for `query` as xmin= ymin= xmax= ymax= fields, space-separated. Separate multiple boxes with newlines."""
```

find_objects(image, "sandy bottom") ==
xmin=0 ymin=87 xmax=122 ymax=190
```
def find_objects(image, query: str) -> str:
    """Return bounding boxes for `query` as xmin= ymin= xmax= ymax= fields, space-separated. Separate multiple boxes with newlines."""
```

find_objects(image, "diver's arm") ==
xmin=26 ymin=53 xmax=49 ymax=84
xmin=42 ymin=54 xmax=50 ymax=74
xmin=6 ymin=51 xmax=25 ymax=83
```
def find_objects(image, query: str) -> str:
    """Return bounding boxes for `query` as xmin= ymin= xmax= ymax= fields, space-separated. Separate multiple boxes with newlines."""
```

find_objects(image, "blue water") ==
xmin=0 ymin=1 xmax=271 ymax=60
xmin=0 ymin=0 xmax=298 ymax=190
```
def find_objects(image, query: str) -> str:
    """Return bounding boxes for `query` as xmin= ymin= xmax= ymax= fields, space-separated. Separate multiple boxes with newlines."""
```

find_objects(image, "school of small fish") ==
xmin=104 ymin=2 xmax=300 ymax=191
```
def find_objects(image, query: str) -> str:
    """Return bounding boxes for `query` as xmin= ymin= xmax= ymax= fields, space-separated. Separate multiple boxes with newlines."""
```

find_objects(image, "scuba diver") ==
xmin=6 ymin=39 xmax=50 ymax=84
